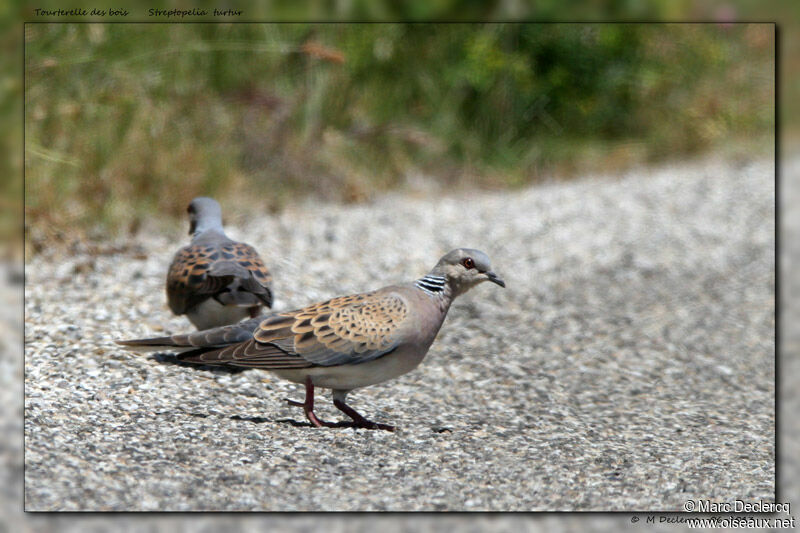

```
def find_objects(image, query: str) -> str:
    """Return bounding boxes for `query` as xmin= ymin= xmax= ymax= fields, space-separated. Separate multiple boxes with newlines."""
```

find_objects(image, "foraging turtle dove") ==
xmin=166 ymin=197 xmax=273 ymax=330
xmin=120 ymin=248 xmax=503 ymax=431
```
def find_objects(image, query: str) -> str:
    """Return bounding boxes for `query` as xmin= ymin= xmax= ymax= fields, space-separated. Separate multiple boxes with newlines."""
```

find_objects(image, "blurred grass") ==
xmin=24 ymin=23 xmax=774 ymax=245
xmin=1 ymin=3 xmax=23 ymax=261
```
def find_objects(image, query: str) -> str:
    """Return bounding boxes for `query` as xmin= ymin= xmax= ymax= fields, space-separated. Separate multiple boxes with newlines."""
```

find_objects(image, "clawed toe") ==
xmin=284 ymin=398 xmax=304 ymax=407
xmin=361 ymin=421 xmax=395 ymax=432
xmin=333 ymin=398 xmax=395 ymax=431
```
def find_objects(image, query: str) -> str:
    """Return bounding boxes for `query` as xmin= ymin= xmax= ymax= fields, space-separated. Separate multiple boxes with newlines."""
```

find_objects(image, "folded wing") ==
xmin=166 ymin=241 xmax=273 ymax=314
xmin=170 ymin=291 xmax=408 ymax=369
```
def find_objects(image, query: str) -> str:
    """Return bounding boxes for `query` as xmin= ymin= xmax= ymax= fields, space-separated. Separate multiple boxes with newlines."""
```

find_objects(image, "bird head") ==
xmin=430 ymin=248 xmax=505 ymax=297
xmin=187 ymin=197 xmax=223 ymax=236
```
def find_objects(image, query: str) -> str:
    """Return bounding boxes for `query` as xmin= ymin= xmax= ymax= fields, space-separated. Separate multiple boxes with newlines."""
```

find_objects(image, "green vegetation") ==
xmin=24 ymin=23 xmax=773 ymax=239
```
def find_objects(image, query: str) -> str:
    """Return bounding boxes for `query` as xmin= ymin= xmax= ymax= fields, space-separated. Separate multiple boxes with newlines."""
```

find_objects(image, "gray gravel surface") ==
xmin=24 ymin=156 xmax=775 ymax=512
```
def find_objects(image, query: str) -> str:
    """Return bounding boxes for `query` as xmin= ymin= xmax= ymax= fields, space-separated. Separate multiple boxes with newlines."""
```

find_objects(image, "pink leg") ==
xmin=284 ymin=376 xmax=335 ymax=428
xmin=333 ymin=399 xmax=396 ymax=432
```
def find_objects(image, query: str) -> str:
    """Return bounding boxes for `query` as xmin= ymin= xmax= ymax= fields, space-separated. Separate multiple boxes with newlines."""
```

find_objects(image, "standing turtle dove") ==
xmin=120 ymin=248 xmax=504 ymax=431
xmin=166 ymin=197 xmax=273 ymax=330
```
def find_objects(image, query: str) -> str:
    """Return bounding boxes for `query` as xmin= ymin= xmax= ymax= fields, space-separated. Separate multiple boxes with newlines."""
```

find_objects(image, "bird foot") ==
xmin=283 ymin=398 xmax=335 ymax=427
xmin=305 ymin=409 xmax=337 ymax=428
xmin=355 ymin=420 xmax=396 ymax=432
xmin=287 ymin=380 xmax=396 ymax=431
xmin=333 ymin=399 xmax=395 ymax=431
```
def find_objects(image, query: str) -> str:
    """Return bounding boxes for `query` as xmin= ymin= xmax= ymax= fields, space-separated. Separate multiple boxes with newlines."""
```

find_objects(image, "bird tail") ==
xmin=115 ymin=336 xmax=196 ymax=353
xmin=115 ymin=316 xmax=264 ymax=354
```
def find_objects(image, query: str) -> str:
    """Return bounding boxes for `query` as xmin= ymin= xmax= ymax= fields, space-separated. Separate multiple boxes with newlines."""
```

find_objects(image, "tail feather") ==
xmin=116 ymin=336 xmax=180 ymax=347
xmin=115 ymin=316 xmax=264 ymax=354
xmin=115 ymin=336 xmax=193 ymax=354
xmin=174 ymin=346 xmax=230 ymax=362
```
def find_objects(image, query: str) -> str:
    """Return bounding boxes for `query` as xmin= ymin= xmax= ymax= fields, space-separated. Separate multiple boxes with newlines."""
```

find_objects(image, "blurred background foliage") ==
xmin=8 ymin=0 xmax=785 ymax=254
xmin=24 ymin=22 xmax=774 ymax=244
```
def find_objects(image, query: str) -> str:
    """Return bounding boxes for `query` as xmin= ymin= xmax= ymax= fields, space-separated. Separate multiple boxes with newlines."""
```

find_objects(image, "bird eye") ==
xmin=462 ymin=257 xmax=475 ymax=269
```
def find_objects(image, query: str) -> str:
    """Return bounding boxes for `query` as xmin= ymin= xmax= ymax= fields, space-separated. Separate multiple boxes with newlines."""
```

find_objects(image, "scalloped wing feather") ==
xmin=166 ymin=241 xmax=273 ymax=314
xmin=179 ymin=291 xmax=409 ymax=369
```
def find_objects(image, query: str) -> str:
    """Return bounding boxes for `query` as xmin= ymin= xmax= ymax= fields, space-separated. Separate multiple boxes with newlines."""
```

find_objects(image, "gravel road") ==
xmin=23 ymin=156 xmax=775 ymax=512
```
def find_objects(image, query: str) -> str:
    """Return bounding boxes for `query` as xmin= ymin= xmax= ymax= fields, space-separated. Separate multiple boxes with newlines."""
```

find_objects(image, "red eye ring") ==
xmin=462 ymin=257 xmax=475 ymax=269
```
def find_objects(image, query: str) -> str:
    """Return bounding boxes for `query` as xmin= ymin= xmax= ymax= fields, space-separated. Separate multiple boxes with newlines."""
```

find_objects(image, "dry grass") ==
xmin=23 ymin=23 xmax=774 ymax=252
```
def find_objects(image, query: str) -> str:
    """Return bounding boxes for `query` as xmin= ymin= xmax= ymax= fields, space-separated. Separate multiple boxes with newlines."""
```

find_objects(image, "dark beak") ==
xmin=486 ymin=271 xmax=506 ymax=288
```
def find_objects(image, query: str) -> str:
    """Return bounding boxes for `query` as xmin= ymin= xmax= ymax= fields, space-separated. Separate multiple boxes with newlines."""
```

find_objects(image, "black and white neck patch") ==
xmin=415 ymin=275 xmax=446 ymax=295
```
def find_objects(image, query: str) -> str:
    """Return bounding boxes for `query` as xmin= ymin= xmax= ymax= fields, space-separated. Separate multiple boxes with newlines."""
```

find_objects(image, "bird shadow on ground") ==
xmin=272 ymin=418 xmax=364 ymax=430
xmin=176 ymin=405 xmax=365 ymax=430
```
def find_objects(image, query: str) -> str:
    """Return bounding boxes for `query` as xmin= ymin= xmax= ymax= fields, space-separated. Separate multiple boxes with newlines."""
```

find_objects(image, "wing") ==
xmin=215 ymin=242 xmax=273 ymax=308
xmin=166 ymin=241 xmax=273 ymax=314
xmin=178 ymin=291 xmax=409 ymax=369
